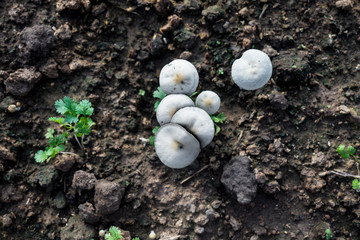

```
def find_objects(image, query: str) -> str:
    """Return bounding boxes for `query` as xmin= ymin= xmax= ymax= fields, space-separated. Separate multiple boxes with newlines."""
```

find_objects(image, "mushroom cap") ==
xmin=156 ymin=94 xmax=195 ymax=125
xmin=155 ymin=123 xmax=201 ymax=168
xmin=171 ymin=107 xmax=214 ymax=148
xmin=195 ymin=90 xmax=221 ymax=115
xmin=159 ymin=59 xmax=199 ymax=95
xmin=231 ymin=49 xmax=272 ymax=90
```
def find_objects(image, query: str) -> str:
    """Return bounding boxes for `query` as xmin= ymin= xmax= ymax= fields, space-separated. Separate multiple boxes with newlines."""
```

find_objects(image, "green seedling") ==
xmin=105 ymin=226 xmax=122 ymax=240
xmin=34 ymin=96 xmax=95 ymax=163
xmin=336 ymin=144 xmax=360 ymax=192
xmin=139 ymin=89 xmax=146 ymax=96
xmin=149 ymin=126 xmax=160 ymax=146
xmin=211 ymin=112 xmax=226 ymax=135
xmin=153 ymin=87 xmax=166 ymax=111
xmin=325 ymin=228 xmax=333 ymax=240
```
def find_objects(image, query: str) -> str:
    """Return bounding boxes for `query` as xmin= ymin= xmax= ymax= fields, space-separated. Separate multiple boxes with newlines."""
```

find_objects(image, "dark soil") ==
xmin=1 ymin=0 xmax=360 ymax=239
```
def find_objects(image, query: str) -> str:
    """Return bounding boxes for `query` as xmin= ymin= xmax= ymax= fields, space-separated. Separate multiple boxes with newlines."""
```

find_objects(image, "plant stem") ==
xmin=74 ymin=134 xmax=84 ymax=152
xmin=330 ymin=170 xmax=360 ymax=179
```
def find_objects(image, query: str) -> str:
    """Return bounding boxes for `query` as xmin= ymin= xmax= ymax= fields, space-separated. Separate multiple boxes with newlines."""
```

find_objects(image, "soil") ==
xmin=1 ymin=0 xmax=360 ymax=239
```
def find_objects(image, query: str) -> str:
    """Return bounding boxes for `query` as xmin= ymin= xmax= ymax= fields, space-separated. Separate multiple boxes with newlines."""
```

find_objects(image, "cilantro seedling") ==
xmin=153 ymin=87 xmax=166 ymax=111
xmin=34 ymin=97 xmax=95 ymax=163
xmin=139 ymin=89 xmax=146 ymax=96
xmin=210 ymin=112 xmax=226 ymax=135
xmin=105 ymin=226 xmax=122 ymax=240
xmin=325 ymin=228 xmax=332 ymax=240
xmin=334 ymin=144 xmax=360 ymax=192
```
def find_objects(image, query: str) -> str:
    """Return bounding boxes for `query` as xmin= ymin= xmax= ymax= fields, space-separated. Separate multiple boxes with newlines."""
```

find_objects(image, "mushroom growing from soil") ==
xmin=159 ymin=59 xmax=199 ymax=95
xmin=156 ymin=94 xmax=194 ymax=125
xmin=155 ymin=123 xmax=201 ymax=168
xmin=195 ymin=90 xmax=221 ymax=115
xmin=231 ymin=49 xmax=273 ymax=90
xmin=171 ymin=107 xmax=215 ymax=148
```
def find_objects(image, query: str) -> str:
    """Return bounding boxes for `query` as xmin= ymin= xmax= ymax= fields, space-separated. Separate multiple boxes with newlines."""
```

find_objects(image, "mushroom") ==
xmin=171 ymin=107 xmax=214 ymax=148
xmin=159 ymin=59 xmax=199 ymax=95
xmin=156 ymin=94 xmax=194 ymax=125
xmin=155 ymin=123 xmax=201 ymax=168
xmin=195 ymin=90 xmax=221 ymax=115
xmin=231 ymin=49 xmax=273 ymax=90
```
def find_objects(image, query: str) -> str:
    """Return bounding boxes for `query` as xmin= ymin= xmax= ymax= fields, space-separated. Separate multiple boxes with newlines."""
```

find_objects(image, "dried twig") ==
xmin=180 ymin=165 xmax=209 ymax=185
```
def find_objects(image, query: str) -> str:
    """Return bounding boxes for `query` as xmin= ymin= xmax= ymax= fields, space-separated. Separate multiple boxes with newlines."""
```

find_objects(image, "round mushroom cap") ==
xmin=195 ymin=90 xmax=221 ymax=115
xmin=159 ymin=59 xmax=199 ymax=95
xmin=156 ymin=94 xmax=195 ymax=125
xmin=231 ymin=49 xmax=272 ymax=90
xmin=155 ymin=123 xmax=201 ymax=168
xmin=171 ymin=107 xmax=214 ymax=148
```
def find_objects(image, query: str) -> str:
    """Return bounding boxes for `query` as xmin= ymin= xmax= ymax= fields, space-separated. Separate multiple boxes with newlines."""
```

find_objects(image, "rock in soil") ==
xmin=39 ymin=58 xmax=59 ymax=79
xmin=18 ymin=25 xmax=55 ymax=61
xmin=54 ymin=154 xmax=80 ymax=172
xmin=60 ymin=216 xmax=96 ymax=240
xmin=221 ymin=156 xmax=257 ymax=204
xmin=0 ymin=145 xmax=16 ymax=162
xmin=72 ymin=170 xmax=97 ymax=193
xmin=27 ymin=165 xmax=59 ymax=189
xmin=94 ymin=180 xmax=125 ymax=215
xmin=78 ymin=202 xmax=99 ymax=224
xmin=4 ymin=67 xmax=42 ymax=96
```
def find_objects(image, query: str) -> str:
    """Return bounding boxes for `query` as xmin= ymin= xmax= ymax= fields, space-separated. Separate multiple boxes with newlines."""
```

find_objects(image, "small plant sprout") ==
xmin=105 ymin=226 xmax=122 ymax=240
xmin=171 ymin=107 xmax=215 ymax=148
xmin=331 ymin=144 xmax=360 ymax=192
xmin=211 ymin=112 xmax=226 ymax=135
xmin=156 ymin=94 xmax=194 ymax=125
xmin=155 ymin=123 xmax=201 ymax=168
xmin=34 ymin=96 xmax=95 ymax=163
xmin=231 ymin=49 xmax=273 ymax=90
xmin=325 ymin=228 xmax=333 ymax=240
xmin=195 ymin=90 xmax=221 ymax=115
xmin=153 ymin=87 xmax=167 ymax=111
xmin=159 ymin=59 xmax=199 ymax=96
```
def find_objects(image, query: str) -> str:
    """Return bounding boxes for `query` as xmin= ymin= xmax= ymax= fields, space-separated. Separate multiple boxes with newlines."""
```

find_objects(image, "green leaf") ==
xmin=65 ymin=113 xmax=79 ymax=124
xmin=211 ymin=113 xmax=226 ymax=124
xmin=341 ymin=152 xmax=350 ymax=159
xmin=76 ymin=99 xmax=94 ymax=116
xmin=54 ymin=145 xmax=66 ymax=153
xmin=149 ymin=136 xmax=155 ymax=146
xmin=55 ymin=96 xmax=77 ymax=115
xmin=347 ymin=145 xmax=356 ymax=155
xmin=153 ymin=87 xmax=166 ymax=99
xmin=48 ymin=117 xmax=65 ymax=124
xmin=352 ymin=179 xmax=360 ymax=190
xmin=75 ymin=117 xmax=93 ymax=136
xmin=214 ymin=124 xmax=220 ymax=135
xmin=189 ymin=91 xmax=198 ymax=99
xmin=105 ymin=233 xmax=114 ymax=240
xmin=34 ymin=150 xmax=48 ymax=163
xmin=45 ymin=128 xmax=55 ymax=139
xmin=108 ymin=226 xmax=122 ymax=240
xmin=154 ymin=100 xmax=161 ymax=111
xmin=337 ymin=144 xmax=345 ymax=154
xmin=139 ymin=89 xmax=146 ymax=96
xmin=152 ymin=126 xmax=160 ymax=135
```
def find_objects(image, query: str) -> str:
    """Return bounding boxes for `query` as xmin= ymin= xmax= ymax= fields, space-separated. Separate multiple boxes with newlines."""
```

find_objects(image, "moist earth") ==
xmin=1 ymin=0 xmax=360 ymax=240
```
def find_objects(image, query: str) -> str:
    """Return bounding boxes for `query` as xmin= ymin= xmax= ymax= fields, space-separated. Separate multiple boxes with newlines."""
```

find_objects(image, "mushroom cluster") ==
xmin=153 ymin=59 xmax=222 ymax=169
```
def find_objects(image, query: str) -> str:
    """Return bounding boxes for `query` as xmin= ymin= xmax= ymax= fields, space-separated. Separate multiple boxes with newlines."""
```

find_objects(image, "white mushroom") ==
xmin=171 ymin=107 xmax=214 ymax=148
xmin=159 ymin=59 xmax=199 ymax=95
xmin=156 ymin=94 xmax=194 ymax=125
xmin=231 ymin=49 xmax=273 ymax=90
xmin=195 ymin=90 xmax=221 ymax=115
xmin=155 ymin=123 xmax=201 ymax=168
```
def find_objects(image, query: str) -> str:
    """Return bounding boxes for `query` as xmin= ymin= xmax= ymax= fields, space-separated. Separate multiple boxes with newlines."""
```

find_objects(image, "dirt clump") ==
xmin=72 ymin=170 xmax=97 ymax=193
xmin=94 ymin=180 xmax=125 ymax=215
xmin=4 ymin=67 xmax=41 ymax=96
xmin=221 ymin=156 xmax=257 ymax=204
xmin=18 ymin=25 xmax=55 ymax=61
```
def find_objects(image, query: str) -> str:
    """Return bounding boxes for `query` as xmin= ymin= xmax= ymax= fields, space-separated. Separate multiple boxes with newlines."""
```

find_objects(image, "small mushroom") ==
xmin=171 ymin=107 xmax=214 ymax=148
xmin=159 ymin=59 xmax=199 ymax=95
xmin=195 ymin=90 xmax=221 ymax=115
xmin=231 ymin=49 xmax=273 ymax=90
xmin=155 ymin=123 xmax=201 ymax=168
xmin=156 ymin=94 xmax=194 ymax=125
